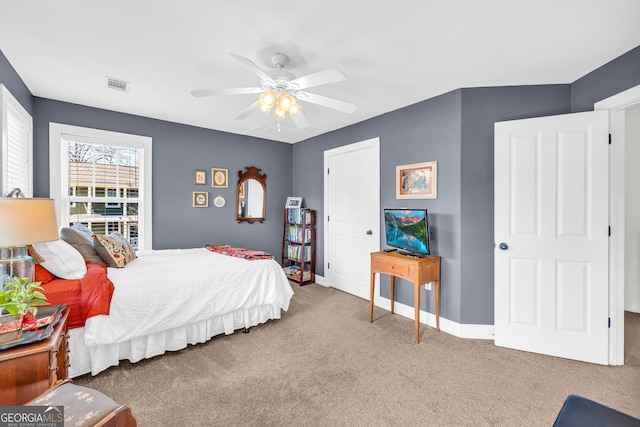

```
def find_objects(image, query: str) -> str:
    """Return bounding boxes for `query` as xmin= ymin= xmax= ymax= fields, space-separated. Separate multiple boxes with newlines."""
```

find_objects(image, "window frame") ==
xmin=49 ymin=123 xmax=153 ymax=250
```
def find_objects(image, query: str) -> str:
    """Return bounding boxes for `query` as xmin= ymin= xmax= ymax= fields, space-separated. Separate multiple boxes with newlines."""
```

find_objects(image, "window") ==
xmin=0 ymin=84 xmax=33 ymax=197
xmin=49 ymin=123 xmax=152 ymax=251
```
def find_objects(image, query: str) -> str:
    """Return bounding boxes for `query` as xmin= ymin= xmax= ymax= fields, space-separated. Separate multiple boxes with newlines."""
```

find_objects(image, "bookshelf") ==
xmin=281 ymin=208 xmax=316 ymax=285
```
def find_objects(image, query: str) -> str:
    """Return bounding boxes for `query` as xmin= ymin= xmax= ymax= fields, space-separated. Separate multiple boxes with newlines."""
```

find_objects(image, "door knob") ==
xmin=366 ymin=230 xmax=373 ymax=235
xmin=498 ymin=243 xmax=508 ymax=250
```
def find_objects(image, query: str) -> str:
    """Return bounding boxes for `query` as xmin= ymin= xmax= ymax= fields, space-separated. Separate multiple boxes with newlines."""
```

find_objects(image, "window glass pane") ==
xmin=66 ymin=139 xmax=141 ymax=249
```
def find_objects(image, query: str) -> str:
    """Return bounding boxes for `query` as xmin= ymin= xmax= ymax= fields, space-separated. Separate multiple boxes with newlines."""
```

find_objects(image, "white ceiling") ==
xmin=1 ymin=1 xmax=640 ymax=144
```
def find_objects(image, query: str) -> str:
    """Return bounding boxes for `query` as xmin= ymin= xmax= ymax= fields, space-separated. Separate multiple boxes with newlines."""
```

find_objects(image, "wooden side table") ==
xmin=369 ymin=251 xmax=441 ymax=343
xmin=0 ymin=306 xmax=70 ymax=405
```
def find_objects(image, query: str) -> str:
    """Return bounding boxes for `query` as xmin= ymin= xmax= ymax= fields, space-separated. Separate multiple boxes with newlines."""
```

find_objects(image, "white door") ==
xmin=494 ymin=110 xmax=609 ymax=364
xmin=324 ymin=138 xmax=380 ymax=300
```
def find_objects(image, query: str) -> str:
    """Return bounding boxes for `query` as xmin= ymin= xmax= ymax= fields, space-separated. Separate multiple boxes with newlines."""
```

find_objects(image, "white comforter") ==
xmin=83 ymin=248 xmax=293 ymax=346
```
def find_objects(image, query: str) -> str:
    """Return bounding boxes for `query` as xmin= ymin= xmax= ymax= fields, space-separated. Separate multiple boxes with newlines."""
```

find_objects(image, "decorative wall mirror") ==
xmin=236 ymin=166 xmax=266 ymax=223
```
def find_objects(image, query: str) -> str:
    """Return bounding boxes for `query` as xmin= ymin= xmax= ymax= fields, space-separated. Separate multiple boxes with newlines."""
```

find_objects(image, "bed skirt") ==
xmin=68 ymin=304 xmax=283 ymax=377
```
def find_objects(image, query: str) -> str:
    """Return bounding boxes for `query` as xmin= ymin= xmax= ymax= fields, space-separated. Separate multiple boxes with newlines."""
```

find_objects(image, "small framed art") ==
xmin=238 ymin=182 xmax=245 ymax=198
xmin=194 ymin=170 xmax=206 ymax=185
xmin=396 ymin=161 xmax=437 ymax=199
xmin=285 ymin=196 xmax=303 ymax=208
xmin=193 ymin=191 xmax=208 ymax=207
xmin=212 ymin=168 xmax=228 ymax=188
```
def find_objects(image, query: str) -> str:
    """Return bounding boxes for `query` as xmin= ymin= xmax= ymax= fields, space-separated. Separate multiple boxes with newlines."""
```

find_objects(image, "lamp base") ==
xmin=0 ymin=246 xmax=34 ymax=291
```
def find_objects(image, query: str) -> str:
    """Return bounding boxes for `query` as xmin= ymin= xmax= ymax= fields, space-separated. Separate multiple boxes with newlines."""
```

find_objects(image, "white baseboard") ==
xmin=314 ymin=274 xmax=329 ymax=287
xmin=372 ymin=296 xmax=494 ymax=340
xmin=309 ymin=277 xmax=494 ymax=340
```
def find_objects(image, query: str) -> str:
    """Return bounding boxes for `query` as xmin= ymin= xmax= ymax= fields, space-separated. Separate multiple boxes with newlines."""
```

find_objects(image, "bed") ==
xmin=35 ymin=232 xmax=294 ymax=378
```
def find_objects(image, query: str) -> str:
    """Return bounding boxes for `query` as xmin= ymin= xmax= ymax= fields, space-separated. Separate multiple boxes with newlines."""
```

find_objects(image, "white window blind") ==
xmin=1 ymin=84 xmax=33 ymax=197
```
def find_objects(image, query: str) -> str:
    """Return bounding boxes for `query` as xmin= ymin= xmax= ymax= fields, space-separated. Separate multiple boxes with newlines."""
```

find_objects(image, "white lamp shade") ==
xmin=0 ymin=198 xmax=59 ymax=247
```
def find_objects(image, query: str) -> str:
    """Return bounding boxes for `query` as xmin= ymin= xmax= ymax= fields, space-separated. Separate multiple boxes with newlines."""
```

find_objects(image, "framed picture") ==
xmin=238 ymin=182 xmax=245 ymax=198
xmin=285 ymin=196 xmax=303 ymax=208
xmin=212 ymin=168 xmax=228 ymax=188
xmin=193 ymin=191 xmax=208 ymax=207
xmin=396 ymin=161 xmax=437 ymax=199
xmin=194 ymin=170 xmax=206 ymax=185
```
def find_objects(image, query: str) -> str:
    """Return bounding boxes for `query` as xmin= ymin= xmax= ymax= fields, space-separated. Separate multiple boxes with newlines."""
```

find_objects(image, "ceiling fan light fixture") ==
xmin=259 ymin=91 xmax=277 ymax=114
xmin=289 ymin=103 xmax=301 ymax=116
xmin=278 ymin=92 xmax=295 ymax=111
xmin=274 ymin=107 xmax=286 ymax=119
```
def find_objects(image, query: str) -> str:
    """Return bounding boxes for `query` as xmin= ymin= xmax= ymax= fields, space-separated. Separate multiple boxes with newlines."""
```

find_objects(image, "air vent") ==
xmin=106 ymin=77 xmax=130 ymax=92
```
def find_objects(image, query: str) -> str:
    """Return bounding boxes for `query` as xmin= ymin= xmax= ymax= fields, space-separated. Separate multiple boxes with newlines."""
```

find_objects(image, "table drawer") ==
xmin=374 ymin=258 xmax=410 ymax=277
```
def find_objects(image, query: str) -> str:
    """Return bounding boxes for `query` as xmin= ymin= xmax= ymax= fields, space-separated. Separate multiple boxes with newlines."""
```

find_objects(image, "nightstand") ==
xmin=0 ymin=306 xmax=70 ymax=405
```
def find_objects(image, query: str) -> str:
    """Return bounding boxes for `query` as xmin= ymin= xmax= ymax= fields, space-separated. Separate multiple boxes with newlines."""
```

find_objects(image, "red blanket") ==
xmin=205 ymin=244 xmax=274 ymax=260
xmin=38 ymin=263 xmax=114 ymax=329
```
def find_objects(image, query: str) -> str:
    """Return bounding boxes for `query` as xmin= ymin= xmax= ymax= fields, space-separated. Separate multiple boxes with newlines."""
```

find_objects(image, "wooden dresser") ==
xmin=0 ymin=306 xmax=70 ymax=405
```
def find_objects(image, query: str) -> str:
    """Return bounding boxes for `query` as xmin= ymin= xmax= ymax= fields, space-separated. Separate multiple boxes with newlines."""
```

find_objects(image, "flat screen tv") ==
xmin=384 ymin=208 xmax=430 ymax=256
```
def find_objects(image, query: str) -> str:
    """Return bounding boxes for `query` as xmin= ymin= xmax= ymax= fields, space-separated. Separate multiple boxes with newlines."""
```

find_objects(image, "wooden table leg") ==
xmin=434 ymin=278 xmax=440 ymax=332
xmin=370 ymin=271 xmax=375 ymax=323
xmin=414 ymin=282 xmax=420 ymax=343
xmin=390 ymin=276 xmax=395 ymax=314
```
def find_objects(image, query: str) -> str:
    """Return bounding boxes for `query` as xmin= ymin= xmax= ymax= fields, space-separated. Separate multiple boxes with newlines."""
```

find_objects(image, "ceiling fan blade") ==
xmin=295 ymin=91 xmax=357 ymax=114
xmin=191 ymin=87 xmax=262 ymax=97
xmin=289 ymin=68 xmax=346 ymax=90
xmin=290 ymin=111 xmax=309 ymax=129
xmin=234 ymin=101 xmax=260 ymax=120
xmin=230 ymin=53 xmax=273 ymax=83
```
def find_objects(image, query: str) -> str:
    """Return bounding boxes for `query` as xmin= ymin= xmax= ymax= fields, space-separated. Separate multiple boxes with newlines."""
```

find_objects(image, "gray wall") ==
xmin=571 ymin=45 xmax=640 ymax=113
xmin=0 ymin=50 xmax=33 ymax=115
xmin=1 ymin=49 xmax=294 ymax=258
xmin=32 ymin=99 xmax=293 ymax=258
xmin=292 ymin=45 xmax=640 ymax=326
xmin=293 ymin=91 xmax=464 ymax=322
xmin=4 ymin=43 xmax=640 ymax=326
xmin=293 ymin=86 xmax=572 ymax=325
xmin=459 ymin=85 xmax=571 ymax=324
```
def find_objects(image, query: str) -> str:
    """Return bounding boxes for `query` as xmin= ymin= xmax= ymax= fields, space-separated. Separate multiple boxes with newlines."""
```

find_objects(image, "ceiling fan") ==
xmin=191 ymin=53 xmax=356 ymax=129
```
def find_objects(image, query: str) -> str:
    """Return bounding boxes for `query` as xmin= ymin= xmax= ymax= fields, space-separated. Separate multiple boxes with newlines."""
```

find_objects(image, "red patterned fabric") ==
xmin=40 ymin=263 xmax=114 ymax=329
xmin=205 ymin=244 xmax=274 ymax=260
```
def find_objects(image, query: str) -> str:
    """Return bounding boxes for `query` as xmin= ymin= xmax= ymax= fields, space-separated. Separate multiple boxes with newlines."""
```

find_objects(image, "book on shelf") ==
xmin=286 ymin=225 xmax=311 ymax=243
xmin=286 ymin=208 xmax=312 ymax=225
xmin=286 ymin=244 xmax=311 ymax=262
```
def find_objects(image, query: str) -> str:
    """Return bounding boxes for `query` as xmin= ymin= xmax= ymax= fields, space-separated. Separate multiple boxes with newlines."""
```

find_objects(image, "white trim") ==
xmin=0 ymin=84 xmax=33 ymax=197
xmin=373 ymin=296 xmax=494 ymax=340
xmin=49 ymin=123 xmax=153 ymax=250
xmin=313 ymin=274 xmax=329 ymax=287
xmin=315 ymin=273 xmax=494 ymax=339
xmin=595 ymin=83 xmax=640 ymax=366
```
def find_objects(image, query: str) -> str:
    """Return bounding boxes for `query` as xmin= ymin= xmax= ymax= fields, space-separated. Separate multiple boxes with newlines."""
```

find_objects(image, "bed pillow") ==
xmin=31 ymin=239 xmax=87 ymax=280
xmin=93 ymin=232 xmax=136 ymax=268
xmin=60 ymin=224 xmax=108 ymax=267
xmin=34 ymin=263 xmax=56 ymax=284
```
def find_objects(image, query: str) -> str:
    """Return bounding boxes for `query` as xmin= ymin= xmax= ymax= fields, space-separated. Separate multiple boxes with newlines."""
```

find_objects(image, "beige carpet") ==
xmin=75 ymin=283 xmax=640 ymax=426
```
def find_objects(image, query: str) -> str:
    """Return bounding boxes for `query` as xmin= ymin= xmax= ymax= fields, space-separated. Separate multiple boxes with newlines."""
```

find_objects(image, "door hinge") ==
xmin=609 ymin=134 xmax=612 ymax=145
xmin=609 ymin=226 xmax=611 ymax=237
xmin=608 ymin=317 xmax=611 ymax=328
xmin=327 ymin=215 xmax=330 ymax=222
xmin=327 ymin=262 xmax=330 ymax=269
xmin=327 ymin=168 xmax=330 ymax=174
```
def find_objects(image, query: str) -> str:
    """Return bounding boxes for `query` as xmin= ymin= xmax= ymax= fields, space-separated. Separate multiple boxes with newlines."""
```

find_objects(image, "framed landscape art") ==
xmin=396 ymin=161 xmax=437 ymax=199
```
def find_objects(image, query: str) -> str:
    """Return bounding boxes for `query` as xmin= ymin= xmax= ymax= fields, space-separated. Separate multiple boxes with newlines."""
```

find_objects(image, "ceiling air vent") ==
xmin=106 ymin=76 xmax=130 ymax=92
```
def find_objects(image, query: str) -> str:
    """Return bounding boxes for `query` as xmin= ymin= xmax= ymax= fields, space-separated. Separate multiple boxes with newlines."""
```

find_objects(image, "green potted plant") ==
xmin=0 ymin=277 xmax=49 ymax=344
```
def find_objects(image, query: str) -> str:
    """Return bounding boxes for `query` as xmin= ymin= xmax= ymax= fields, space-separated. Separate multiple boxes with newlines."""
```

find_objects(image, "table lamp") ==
xmin=0 ymin=197 xmax=59 ymax=290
